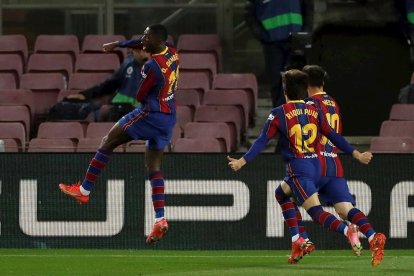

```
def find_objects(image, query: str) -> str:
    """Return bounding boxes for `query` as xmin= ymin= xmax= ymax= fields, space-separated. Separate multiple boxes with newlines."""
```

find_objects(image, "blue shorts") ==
xmin=118 ymin=108 xmax=176 ymax=150
xmin=317 ymin=177 xmax=356 ymax=206
xmin=284 ymin=158 xmax=320 ymax=205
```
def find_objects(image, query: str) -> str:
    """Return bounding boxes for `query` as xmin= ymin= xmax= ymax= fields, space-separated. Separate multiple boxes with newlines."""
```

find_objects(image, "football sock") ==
xmin=294 ymin=203 xmax=309 ymax=240
xmin=347 ymin=208 xmax=375 ymax=239
xmin=81 ymin=148 xmax=112 ymax=194
xmin=307 ymin=205 xmax=347 ymax=234
xmin=150 ymin=170 xmax=165 ymax=219
xmin=275 ymin=185 xmax=299 ymax=239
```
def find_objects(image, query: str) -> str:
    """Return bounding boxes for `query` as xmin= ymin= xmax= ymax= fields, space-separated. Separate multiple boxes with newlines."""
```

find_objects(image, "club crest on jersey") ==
xmin=267 ymin=114 xmax=275 ymax=121
xmin=141 ymin=67 xmax=147 ymax=79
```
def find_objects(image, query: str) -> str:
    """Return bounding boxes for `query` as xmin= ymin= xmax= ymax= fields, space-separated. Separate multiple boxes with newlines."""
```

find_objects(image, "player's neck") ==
xmin=152 ymin=44 xmax=167 ymax=55
xmin=308 ymin=87 xmax=324 ymax=97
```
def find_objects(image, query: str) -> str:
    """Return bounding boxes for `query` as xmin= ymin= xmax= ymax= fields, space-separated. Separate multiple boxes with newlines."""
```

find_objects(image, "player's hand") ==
xmin=102 ymin=41 xmax=119 ymax=52
xmin=227 ymin=155 xmax=246 ymax=171
xmin=65 ymin=94 xmax=86 ymax=101
xmin=353 ymin=150 xmax=372 ymax=165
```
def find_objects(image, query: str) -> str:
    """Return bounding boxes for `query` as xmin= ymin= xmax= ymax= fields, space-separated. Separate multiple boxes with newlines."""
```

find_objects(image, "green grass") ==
xmin=0 ymin=249 xmax=412 ymax=275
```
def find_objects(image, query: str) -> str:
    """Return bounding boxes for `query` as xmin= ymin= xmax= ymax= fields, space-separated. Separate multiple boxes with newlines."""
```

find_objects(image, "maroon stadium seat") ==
xmin=175 ymin=89 xmax=201 ymax=115
xmin=34 ymin=35 xmax=80 ymax=64
xmin=0 ymin=73 xmax=17 ymax=89
xmin=86 ymin=122 xmax=114 ymax=138
xmin=179 ymin=53 xmax=217 ymax=85
xmin=212 ymin=73 xmax=258 ymax=122
xmin=27 ymin=138 xmax=75 ymax=152
xmin=77 ymin=138 xmax=124 ymax=152
xmin=0 ymin=54 xmax=23 ymax=87
xmin=389 ymin=104 xmax=414 ymax=121
xmin=173 ymin=137 xmax=225 ymax=152
xmin=176 ymin=105 xmax=193 ymax=132
xmin=379 ymin=121 xmax=414 ymax=137
xmin=0 ymin=35 xmax=28 ymax=65
xmin=82 ymin=34 xmax=127 ymax=62
xmin=177 ymin=72 xmax=210 ymax=101
xmin=177 ymin=34 xmax=222 ymax=71
xmin=0 ymin=122 xmax=26 ymax=151
xmin=68 ymin=73 xmax=110 ymax=90
xmin=0 ymin=89 xmax=35 ymax=118
xmin=0 ymin=105 xmax=31 ymax=139
xmin=75 ymin=53 xmax=120 ymax=74
xmin=2 ymin=138 xmax=19 ymax=152
xmin=27 ymin=53 xmax=73 ymax=81
xmin=194 ymin=105 xmax=244 ymax=145
xmin=20 ymin=73 xmax=66 ymax=115
xmin=370 ymin=137 xmax=414 ymax=153
xmin=37 ymin=122 xmax=84 ymax=143
xmin=184 ymin=122 xmax=233 ymax=152
xmin=203 ymin=89 xmax=249 ymax=130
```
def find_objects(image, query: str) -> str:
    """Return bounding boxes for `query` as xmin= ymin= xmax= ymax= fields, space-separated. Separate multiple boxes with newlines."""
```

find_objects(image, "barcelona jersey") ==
xmin=243 ymin=100 xmax=354 ymax=163
xmin=136 ymin=46 xmax=179 ymax=113
xmin=307 ymin=92 xmax=344 ymax=177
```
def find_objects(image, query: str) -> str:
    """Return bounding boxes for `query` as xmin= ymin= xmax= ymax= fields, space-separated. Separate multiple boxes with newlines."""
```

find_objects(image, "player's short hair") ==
xmin=148 ymin=24 xmax=168 ymax=42
xmin=302 ymin=65 xmax=328 ymax=87
xmin=282 ymin=69 xmax=308 ymax=100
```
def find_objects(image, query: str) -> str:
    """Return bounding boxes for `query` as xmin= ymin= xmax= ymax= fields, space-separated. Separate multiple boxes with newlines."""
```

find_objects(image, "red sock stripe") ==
xmin=296 ymin=211 xmax=303 ymax=220
xmin=281 ymin=202 xmax=294 ymax=210
xmin=359 ymin=223 xmax=372 ymax=234
xmin=286 ymin=218 xmax=298 ymax=228
xmin=299 ymin=226 xmax=305 ymax=233
xmin=352 ymin=212 xmax=365 ymax=225
xmin=91 ymin=158 xmax=106 ymax=170
xmin=330 ymin=219 xmax=341 ymax=231
xmin=150 ymin=172 xmax=163 ymax=180
xmin=86 ymin=172 xmax=97 ymax=182
xmin=153 ymin=200 xmax=165 ymax=208
xmin=152 ymin=186 xmax=164 ymax=195
xmin=319 ymin=212 xmax=330 ymax=225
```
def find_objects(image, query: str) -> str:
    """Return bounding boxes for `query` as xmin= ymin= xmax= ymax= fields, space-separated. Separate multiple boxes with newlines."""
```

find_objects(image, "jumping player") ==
xmin=227 ymin=69 xmax=372 ymax=264
xmin=302 ymin=65 xmax=386 ymax=266
xmin=59 ymin=24 xmax=178 ymax=244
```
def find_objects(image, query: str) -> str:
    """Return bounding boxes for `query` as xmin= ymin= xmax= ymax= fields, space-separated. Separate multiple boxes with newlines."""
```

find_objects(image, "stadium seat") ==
xmin=177 ymin=34 xmax=222 ymax=71
xmin=26 ymin=53 xmax=73 ymax=81
xmin=379 ymin=121 xmax=414 ymax=137
xmin=370 ymin=137 xmax=414 ymax=153
xmin=194 ymin=105 xmax=244 ymax=145
xmin=203 ymin=89 xmax=249 ymax=130
xmin=34 ymin=35 xmax=80 ymax=64
xmin=177 ymin=72 xmax=210 ymax=101
xmin=173 ymin=137 xmax=225 ymax=152
xmin=0 ymin=105 xmax=31 ymax=139
xmin=82 ymin=34 xmax=127 ymax=62
xmin=175 ymin=89 xmax=201 ymax=115
xmin=0 ymin=89 xmax=35 ymax=118
xmin=75 ymin=53 xmax=120 ymax=74
xmin=36 ymin=122 xmax=85 ymax=143
xmin=2 ymin=138 xmax=19 ymax=152
xmin=86 ymin=122 xmax=114 ymax=138
xmin=179 ymin=53 xmax=217 ymax=85
xmin=27 ymin=138 xmax=75 ymax=152
xmin=77 ymin=138 xmax=124 ymax=152
xmin=0 ymin=73 xmax=17 ymax=89
xmin=20 ymin=73 xmax=66 ymax=115
xmin=176 ymin=105 xmax=193 ymax=132
xmin=0 ymin=35 xmax=28 ymax=65
xmin=0 ymin=54 xmax=23 ymax=87
xmin=212 ymin=73 xmax=258 ymax=122
xmin=389 ymin=104 xmax=414 ymax=121
xmin=0 ymin=122 xmax=26 ymax=151
xmin=68 ymin=73 xmax=110 ymax=90
xmin=184 ymin=122 xmax=233 ymax=152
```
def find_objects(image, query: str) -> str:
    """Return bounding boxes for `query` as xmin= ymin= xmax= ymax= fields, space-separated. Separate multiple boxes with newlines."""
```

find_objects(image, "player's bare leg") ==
xmin=59 ymin=123 xmax=132 ymax=204
xmin=145 ymin=147 xmax=169 ymax=244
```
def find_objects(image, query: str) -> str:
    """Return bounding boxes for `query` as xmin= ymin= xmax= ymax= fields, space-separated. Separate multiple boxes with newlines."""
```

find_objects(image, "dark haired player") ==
xmin=228 ymin=69 xmax=372 ymax=264
xmin=59 ymin=24 xmax=178 ymax=244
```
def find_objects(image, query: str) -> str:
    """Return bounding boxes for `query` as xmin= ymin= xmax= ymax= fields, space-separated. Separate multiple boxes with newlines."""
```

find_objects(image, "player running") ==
xmin=59 ymin=24 xmax=178 ymax=245
xmin=227 ymin=69 xmax=372 ymax=264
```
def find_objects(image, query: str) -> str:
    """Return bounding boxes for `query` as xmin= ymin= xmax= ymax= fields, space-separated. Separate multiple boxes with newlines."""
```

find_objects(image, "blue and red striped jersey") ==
xmin=307 ymin=92 xmax=344 ymax=177
xmin=136 ymin=46 xmax=179 ymax=113
xmin=243 ymin=100 xmax=354 ymax=163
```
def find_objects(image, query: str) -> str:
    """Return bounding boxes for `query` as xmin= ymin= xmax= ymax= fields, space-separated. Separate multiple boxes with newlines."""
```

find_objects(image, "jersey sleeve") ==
xmin=318 ymin=111 xmax=354 ymax=154
xmin=135 ymin=62 xmax=156 ymax=102
xmin=243 ymin=112 xmax=280 ymax=162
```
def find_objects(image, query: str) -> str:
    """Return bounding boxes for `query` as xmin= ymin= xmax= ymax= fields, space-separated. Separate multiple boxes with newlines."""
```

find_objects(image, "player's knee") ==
xmin=336 ymin=210 xmax=348 ymax=220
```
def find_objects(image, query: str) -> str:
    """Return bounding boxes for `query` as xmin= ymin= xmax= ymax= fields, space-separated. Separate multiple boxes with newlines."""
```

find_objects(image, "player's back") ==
xmin=273 ymin=100 xmax=321 ymax=161
xmin=308 ymin=92 xmax=344 ymax=177
xmin=139 ymin=46 xmax=179 ymax=113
